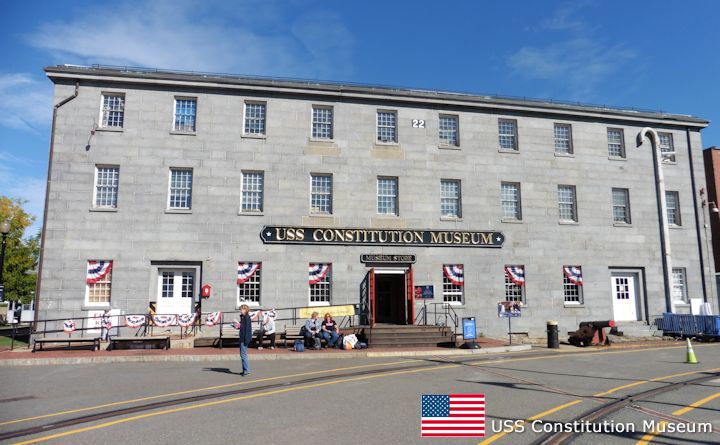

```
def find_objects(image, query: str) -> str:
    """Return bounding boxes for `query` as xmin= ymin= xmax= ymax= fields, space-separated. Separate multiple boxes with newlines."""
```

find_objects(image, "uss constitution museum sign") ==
xmin=260 ymin=226 xmax=505 ymax=248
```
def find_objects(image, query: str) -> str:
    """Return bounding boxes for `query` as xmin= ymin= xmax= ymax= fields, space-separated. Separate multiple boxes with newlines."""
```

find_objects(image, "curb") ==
xmin=0 ymin=344 xmax=531 ymax=366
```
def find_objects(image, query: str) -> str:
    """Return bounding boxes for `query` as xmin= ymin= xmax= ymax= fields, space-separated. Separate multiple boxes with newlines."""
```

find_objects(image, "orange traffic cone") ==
xmin=686 ymin=338 xmax=698 ymax=364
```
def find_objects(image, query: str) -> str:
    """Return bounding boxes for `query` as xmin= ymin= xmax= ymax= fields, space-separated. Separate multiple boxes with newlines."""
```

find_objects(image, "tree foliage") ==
xmin=0 ymin=197 xmax=39 ymax=304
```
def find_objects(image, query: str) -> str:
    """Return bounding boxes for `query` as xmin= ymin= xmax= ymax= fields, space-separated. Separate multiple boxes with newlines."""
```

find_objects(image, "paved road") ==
xmin=1 ymin=343 xmax=719 ymax=445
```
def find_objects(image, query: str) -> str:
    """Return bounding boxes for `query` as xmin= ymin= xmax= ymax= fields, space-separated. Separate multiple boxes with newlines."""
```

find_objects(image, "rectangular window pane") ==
xmin=442 ymin=264 xmax=464 ymax=304
xmin=95 ymin=166 xmax=119 ymax=208
xmin=666 ymin=191 xmax=680 ymax=225
xmin=245 ymin=102 xmax=267 ymax=135
xmin=659 ymin=133 xmax=675 ymax=163
xmin=439 ymin=115 xmax=459 ymax=146
xmin=161 ymin=272 xmax=173 ymax=298
xmin=504 ymin=265 xmax=525 ymax=303
xmin=312 ymin=106 xmax=333 ymax=139
xmin=309 ymin=264 xmax=332 ymax=304
xmin=377 ymin=177 xmax=398 ymax=215
xmin=558 ymin=185 xmax=577 ymax=222
xmin=87 ymin=262 xmax=112 ymax=304
xmin=440 ymin=179 xmax=461 ymax=218
xmin=607 ymin=128 xmax=625 ymax=157
xmin=174 ymin=98 xmax=196 ymax=132
xmin=101 ymin=94 xmax=125 ymax=128
xmin=672 ymin=268 xmax=687 ymax=302
xmin=563 ymin=265 xmax=583 ymax=304
xmin=238 ymin=264 xmax=262 ymax=305
xmin=169 ymin=169 xmax=193 ymax=209
xmin=181 ymin=272 xmax=194 ymax=298
xmin=241 ymin=171 xmax=264 ymax=212
xmin=554 ymin=123 xmax=573 ymax=154
xmin=311 ymin=174 xmax=333 ymax=214
xmin=612 ymin=188 xmax=631 ymax=223
xmin=498 ymin=119 xmax=518 ymax=150
xmin=501 ymin=182 xmax=521 ymax=220
xmin=377 ymin=111 xmax=397 ymax=143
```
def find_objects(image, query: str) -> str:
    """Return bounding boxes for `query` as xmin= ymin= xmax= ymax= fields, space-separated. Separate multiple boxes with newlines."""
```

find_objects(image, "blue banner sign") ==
xmin=414 ymin=285 xmax=434 ymax=299
xmin=462 ymin=317 xmax=477 ymax=340
xmin=498 ymin=301 xmax=522 ymax=318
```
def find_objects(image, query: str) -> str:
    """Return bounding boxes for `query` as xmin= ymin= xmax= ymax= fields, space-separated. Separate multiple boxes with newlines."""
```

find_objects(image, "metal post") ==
xmin=10 ymin=322 xmax=16 ymax=350
xmin=0 ymin=231 xmax=8 ymax=286
xmin=508 ymin=317 xmax=512 ymax=346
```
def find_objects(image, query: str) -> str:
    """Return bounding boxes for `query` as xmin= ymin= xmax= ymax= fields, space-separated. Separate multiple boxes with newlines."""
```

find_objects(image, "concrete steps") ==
xmin=353 ymin=324 xmax=453 ymax=348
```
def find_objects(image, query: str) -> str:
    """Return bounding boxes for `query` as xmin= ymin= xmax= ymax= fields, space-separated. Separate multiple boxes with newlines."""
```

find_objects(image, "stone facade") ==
xmin=37 ymin=65 xmax=713 ymax=338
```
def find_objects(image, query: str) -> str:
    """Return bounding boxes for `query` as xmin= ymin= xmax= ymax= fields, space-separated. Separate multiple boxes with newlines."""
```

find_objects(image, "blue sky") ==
xmin=1 ymin=0 xmax=719 ymax=237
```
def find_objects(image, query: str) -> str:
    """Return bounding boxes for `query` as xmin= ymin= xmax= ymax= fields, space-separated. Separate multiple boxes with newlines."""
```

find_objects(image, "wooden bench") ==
xmin=218 ymin=326 xmax=275 ymax=348
xmin=109 ymin=336 xmax=170 ymax=351
xmin=283 ymin=325 xmax=341 ymax=349
xmin=32 ymin=337 xmax=100 ymax=353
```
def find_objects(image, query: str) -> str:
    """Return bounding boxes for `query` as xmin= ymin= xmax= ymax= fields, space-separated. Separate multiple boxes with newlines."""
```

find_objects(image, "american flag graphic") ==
xmin=421 ymin=394 xmax=485 ymax=437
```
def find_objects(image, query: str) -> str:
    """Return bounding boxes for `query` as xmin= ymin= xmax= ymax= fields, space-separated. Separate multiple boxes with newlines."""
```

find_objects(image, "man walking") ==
xmin=233 ymin=304 xmax=253 ymax=376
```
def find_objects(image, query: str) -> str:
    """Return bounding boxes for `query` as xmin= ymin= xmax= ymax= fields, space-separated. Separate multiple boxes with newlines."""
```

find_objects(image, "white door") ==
xmin=611 ymin=273 xmax=638 ymax=321
xmin=156 ymin=269 xmax=195 ymax=315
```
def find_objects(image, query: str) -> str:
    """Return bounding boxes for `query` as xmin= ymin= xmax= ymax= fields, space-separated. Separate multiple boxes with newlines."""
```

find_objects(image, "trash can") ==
xmin=546 ymin=320 xmax=559 ymax=349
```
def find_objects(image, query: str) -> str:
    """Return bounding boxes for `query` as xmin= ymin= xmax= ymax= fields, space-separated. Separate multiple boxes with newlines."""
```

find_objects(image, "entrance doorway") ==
xmin=156 ymin=269 xmax=195 ymax=315
xmin=611 ymin=272 xmax=640 ymax=321
xmin=375 ymin=273 xmax=406 ymax=323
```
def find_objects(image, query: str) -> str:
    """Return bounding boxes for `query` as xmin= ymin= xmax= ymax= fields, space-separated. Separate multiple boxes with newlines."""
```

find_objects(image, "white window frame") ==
xmin=504 ymin=265 xmax=525 ymax=303
xmin=442 ymin=264 xmax=464 ymax=305
xmin=244 ymin=101 xmax=267 ymax=136
xmin=607 ymin=128 xmax=625 ymax=158
xmin=376 ymin=110 xmax=398 ymax=143
xmin=554 ymin=123 xmax=573 ymax=154
xmin=501 ymin=182 xmax=522 ymax=220
xmin=311 ymin=105 xmax=333 ymax=140
xmin=93 ymin=165 xmax=120 ymax=209
xmin=241 ymin=171 xmax=265 ymax=213
xmin=440 ymin=179 xmax=461 ymax=219
xmin=612 ymin=188 xmax=631 ymax=224
xmin=558 ymin=184 xmax=578 ymax=222
xmin=562 ymin=266 xmax=583 ymax=305
xmin=310 ymin=173 xmax=333 ymax=215
xmin=498 ymin=118 xmax=518 ymax=151
xmin=438 ymin=114 xmax=459 ymax=147
xmin=659 ymin=132 xmax=676 ymax=163
xmin=665 ymin=191 xmax=681 ymax=226
xmin=168 ymin=168 xmax=193 ymax=210
xmin=85 ymin=261 xmax=112 ymax=307
xmin=173 ymin=97 xmax=197 ymax=132
xmin=237 ymin=264 xmax=262 ymax=307
xmin=99 ymin=93 xmax=125 ymax=128
xmin=672 ymin=267 xmax=688 ymax=303
xmin=377 ymin=176 xmax=399 ymax=216
xmin=309 ymin=264 xmax=332 ymax=306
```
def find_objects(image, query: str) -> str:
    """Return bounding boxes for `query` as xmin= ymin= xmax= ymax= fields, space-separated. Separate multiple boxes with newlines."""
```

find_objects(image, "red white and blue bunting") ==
xmin=505 ymin=265 xmax=525 ymax=286
xmin=443 ymin=265 xmax=464 ymax=286
xmin=152 ymin=314 xmax=176 ymax=327
xmin=86 ymin=260 xmax=113 ymax=284
xmin=237 ymin=263 xmax=261 ymax=284
xmin=177 ymin=313 xmax=197 ymax=327
xmin=206 ymin=311 xmax=222 ymax=326
xmin=125 ymin=315 xmax=146 ymax=328
xmin=63 ymin=320 xmax=76 ymax=333
xmin=309 ymin=264 xmax=330 ymax=285
xmin=563 ymin=266 xmax=583 ymax=286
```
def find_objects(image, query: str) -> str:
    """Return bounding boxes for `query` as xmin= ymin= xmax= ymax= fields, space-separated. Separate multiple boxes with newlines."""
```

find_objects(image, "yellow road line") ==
xmin=479 ymin=367 xmax=720 ymax=445
xmin=11 ymin=363 xmax=460 ymax=445
xmin=0 ymin=359 xmax=416 ymax=427
xmin=636 ymin=390 xmax=720 ymax=444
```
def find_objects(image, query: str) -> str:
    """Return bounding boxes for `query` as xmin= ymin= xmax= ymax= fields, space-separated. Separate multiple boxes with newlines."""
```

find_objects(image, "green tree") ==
xmin=0 ymin=197 xmax=39 ymax=304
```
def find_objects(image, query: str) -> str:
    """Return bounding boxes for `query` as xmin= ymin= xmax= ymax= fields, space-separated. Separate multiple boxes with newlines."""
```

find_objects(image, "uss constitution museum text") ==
xmin=35 ymin=64 xmax=713 ymax=338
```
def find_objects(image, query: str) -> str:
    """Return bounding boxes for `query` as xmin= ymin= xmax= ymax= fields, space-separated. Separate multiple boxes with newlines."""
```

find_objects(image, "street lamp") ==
xmin=637 ymin=128 xmax=674 ymax=314
xmin=0 ymin=220 xmax=10 ymax=301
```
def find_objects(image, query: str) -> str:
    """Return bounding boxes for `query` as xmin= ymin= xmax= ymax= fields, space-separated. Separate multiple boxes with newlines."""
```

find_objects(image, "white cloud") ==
xmin=0 ymin=73 xmax=53 ymax=134
xmin=26 ymin=0 xmax=354 ymax=79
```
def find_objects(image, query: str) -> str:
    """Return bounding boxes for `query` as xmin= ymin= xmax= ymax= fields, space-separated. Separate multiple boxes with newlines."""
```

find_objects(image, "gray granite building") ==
xmin=36 ymin=65 xmax=713 ymax=338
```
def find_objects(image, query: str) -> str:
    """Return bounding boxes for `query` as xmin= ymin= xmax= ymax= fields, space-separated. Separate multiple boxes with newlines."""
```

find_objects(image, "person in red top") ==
xmin=321 ymin=312 xmax=340 ymax=348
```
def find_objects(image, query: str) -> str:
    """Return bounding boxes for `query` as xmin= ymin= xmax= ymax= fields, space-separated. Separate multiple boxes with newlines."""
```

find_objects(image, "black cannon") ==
xmin=568 ymin=320 xmax=616 ymax=347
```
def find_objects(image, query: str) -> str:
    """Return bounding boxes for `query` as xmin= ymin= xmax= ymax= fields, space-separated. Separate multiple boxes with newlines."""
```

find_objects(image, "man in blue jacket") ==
xmin=233 ymin=304 xmax=253 ymax=376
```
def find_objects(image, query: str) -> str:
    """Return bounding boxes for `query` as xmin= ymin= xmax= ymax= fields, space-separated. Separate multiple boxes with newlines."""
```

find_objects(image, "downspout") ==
xmin=686 ymin=127 xmax=709 ymax=303
xmin=33 ymin=82 xmax=80 ymax=328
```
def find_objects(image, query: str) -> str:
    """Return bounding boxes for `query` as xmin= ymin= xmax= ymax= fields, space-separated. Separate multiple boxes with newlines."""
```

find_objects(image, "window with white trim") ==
xmin=554 ymin=123 xmax=573 ymax=154
xmin=666 ymin=191 xmax=681 ymax=226
xmin=659 ymin=132 xmax=675 ymax=163
xmin=440 ymin=179 xmax=461 ymax=218
xmin=377 ymin=177 xmax=398 ymax=215
xmin=86 ymin=261 xmax=112 ymax=305
xmin=672 ymin=267 xmax=687 ymax=303
xmin=612 ymin=188 xmax=631 ymax=224
xmin=498 ymin=119 xmax=518 ymax=150
xmin=94 ymin=166 xmax=119 ymax=208
xmin=377 ymin=110 xmax=397 ymax=143
xmin=100 ymin=94 xmax=125 ymax=128
xmin=238 ymin=263 xmax=262 ymax=306
xmin=310 ymin=174 xmax=332 ymax=214
xmin=241 ymin=171 xmax=264 ymax=213
xmin=563 ymin=266 xmax=583 ymax=304
xmin=312 ymin=106 xmax=333 ymax=140
xmin=244 ymin=102 xmax=267 ymax=135
xmin=501 ymin=182 xmax=521 ymax=220
xmin=309 ymin=264 xmax=331 ymax=305
xmin=439 ymin=114 xmax=459 ymax=146
xmin=442 ymin=264 xmax=464 ymax=304
xmin=607 ymin=128 xmax=625 ymax=158
xmin=173 ymin=98 xmax=196 ymax=132
xmin=558 ymin=185 xmax=578 ymax=222
xmin=504 ymin=265 xmax=525 ymax=303
xmin=168 ymin=168 xmax=193 ymax=210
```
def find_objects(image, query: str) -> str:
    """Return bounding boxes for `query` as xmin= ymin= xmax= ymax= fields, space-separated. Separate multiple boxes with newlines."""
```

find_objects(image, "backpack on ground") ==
xmin=294 ymin=340 xmax=304 ymax=352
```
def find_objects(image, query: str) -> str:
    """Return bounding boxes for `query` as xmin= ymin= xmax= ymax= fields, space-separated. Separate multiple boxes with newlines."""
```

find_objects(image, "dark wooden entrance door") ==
xmin=374 ymin=273 xmax=406 ymax=324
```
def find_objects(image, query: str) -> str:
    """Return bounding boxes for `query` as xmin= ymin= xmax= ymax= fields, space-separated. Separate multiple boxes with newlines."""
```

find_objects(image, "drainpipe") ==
xmin=685 ymin=127 xmax=709 ymax=305
xmin=637 ymin=128 xmax=674 ymax=314
xmin=33 ymin=82 xmax=80 ymax=328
